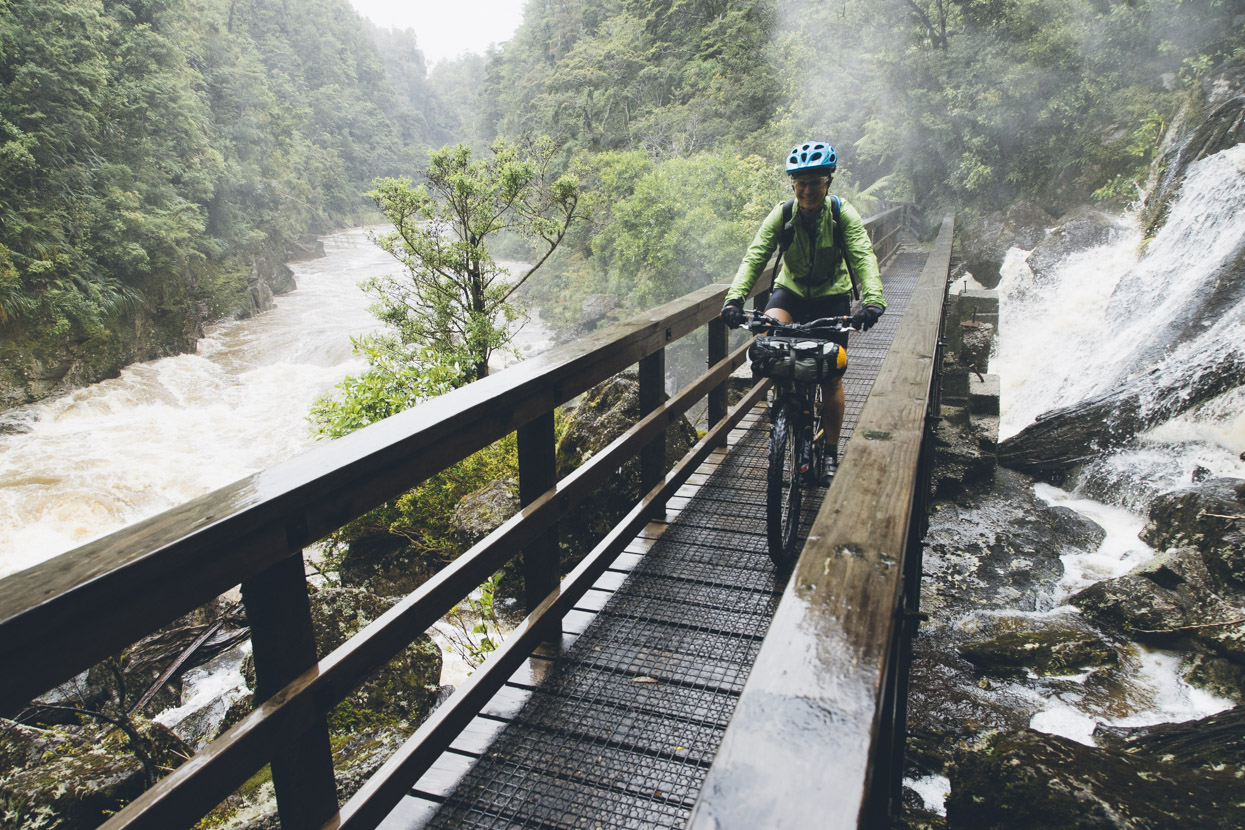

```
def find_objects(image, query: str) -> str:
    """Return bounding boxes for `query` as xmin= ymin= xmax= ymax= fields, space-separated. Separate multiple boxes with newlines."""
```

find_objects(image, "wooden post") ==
xmin=518 ymin=413 xmax=559 ymax=624
xmin=639 ymin=348 xmax=666 ymax=507
xmin=240 ymin=552 xmax=337 ymax=830
xmin=707 ymin=317 xmax=728 ymax=447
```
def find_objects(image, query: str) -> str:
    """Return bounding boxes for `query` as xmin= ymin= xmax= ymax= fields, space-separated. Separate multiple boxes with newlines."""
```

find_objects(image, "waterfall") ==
xmin=994 ymin=143 xmax=1245 ymax=508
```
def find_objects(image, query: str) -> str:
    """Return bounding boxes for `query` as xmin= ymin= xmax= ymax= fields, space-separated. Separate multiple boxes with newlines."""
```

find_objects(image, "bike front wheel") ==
xmin=767 ymin=398 xmax=803 ymax=568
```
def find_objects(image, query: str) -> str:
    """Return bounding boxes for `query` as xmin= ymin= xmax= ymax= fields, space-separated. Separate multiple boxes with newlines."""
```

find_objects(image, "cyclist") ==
xmin=720 ymin=140 xmax=886 ymax=485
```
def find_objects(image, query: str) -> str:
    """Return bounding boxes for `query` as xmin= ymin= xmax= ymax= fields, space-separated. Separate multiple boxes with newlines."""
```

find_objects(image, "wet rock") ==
xmin=0 ymin=716 xmax=191 ymax=830
xmin=578 ymin=293 xmax=622 ymax=330
xmin=922 ymin=468 xmax=1102 ymax=615
xmin=956 ymin=202 xmax=1055 ymax=289
xmin=958 ymin=622 xmax=1119 ymax=678
xmin=285 ymin=236 xmax=326 ymax=261
xmin=1070 ymin=542 xmax=1245 ymax=701
xmin=1025 ymin=206 xmax=1132 ymax=282
xmin=1140 ymin=477 xmax=1245 ymax=589
xmin=308 ymin=588 xmax=441 ymax=729
xmin=947 ymin=728 xmax=1245 ymax=829
xmin=907 ymin=629 xmax=1035 ymax=744
xmin=932 ymin=406 xmax=997 ymax=501
xmin=1144 ymin=52 xmax=1245 ymax=237
xmin=338 ymin=529 xmax=442 ymax=597
xmin=1094 ymin=705 xmax=1245 ymax=772
xmin=1071 ymin=546 xmax=1228 ymax=637
xmin=450 ymin=476 xmax=520 ymax=549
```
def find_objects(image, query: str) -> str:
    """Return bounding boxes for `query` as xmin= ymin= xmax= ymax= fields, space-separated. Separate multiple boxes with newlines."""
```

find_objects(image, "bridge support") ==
xmin=639 ymin=348 xmax=666 ymax=509
xmin=707 ymin=318 xmax=728 ymax=446
xmin=241 ymin=551 xmax=338 ymax=830
xmin=519 ymin=411 xmax=560 ymax=632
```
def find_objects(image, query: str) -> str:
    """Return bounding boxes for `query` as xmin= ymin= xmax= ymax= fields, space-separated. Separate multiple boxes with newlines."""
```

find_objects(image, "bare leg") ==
xmin=821 ymin=376 xmax=845 ymax=448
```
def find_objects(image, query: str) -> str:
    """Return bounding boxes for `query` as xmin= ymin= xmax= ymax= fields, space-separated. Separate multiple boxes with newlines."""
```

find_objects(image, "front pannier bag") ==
xmin=748 ymin=336 xmax=847 ymax=382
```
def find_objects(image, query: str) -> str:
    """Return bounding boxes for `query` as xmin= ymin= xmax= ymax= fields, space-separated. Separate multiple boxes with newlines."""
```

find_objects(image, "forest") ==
xmin=2 ymin=0 xmax=1240 ymax=406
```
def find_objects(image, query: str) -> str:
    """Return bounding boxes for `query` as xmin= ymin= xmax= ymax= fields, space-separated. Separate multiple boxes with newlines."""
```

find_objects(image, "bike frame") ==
xmin=746 ymin=311 xmax=850 ymax=568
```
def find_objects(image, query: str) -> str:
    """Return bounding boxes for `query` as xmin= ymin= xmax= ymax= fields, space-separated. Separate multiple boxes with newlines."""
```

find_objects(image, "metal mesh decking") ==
xmin=414 ymin=251 xmax=928 ymax=829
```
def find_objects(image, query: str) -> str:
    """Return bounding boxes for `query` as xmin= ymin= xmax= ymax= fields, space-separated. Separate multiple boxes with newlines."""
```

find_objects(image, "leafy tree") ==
xmin=367 ymin=137 xmax=579 ymax=383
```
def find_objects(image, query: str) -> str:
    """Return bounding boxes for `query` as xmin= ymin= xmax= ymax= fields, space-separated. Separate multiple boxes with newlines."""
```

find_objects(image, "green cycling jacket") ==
xmin=725 ymin=198 xmax=886 ymax=309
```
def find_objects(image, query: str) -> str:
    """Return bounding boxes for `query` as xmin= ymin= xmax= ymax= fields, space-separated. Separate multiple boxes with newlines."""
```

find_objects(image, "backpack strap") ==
xmin=831 ymin=195 xmax=861 ymax=301
xmin=770 ymin=198 xmax=796 ymax=288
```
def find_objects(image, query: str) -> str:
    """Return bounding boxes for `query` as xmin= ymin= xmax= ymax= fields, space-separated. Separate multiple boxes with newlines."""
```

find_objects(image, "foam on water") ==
xmin=0 ymin=229 xmax=387 ymax=577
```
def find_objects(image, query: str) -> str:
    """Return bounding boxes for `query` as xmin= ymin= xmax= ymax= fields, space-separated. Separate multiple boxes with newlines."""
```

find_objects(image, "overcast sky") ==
xmin=346 ymin=0 xmax=527 ymax=66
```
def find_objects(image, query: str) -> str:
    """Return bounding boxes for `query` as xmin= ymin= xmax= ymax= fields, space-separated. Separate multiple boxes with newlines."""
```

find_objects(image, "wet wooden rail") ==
xmin=0 ymin=205 xmax=947 ymax=830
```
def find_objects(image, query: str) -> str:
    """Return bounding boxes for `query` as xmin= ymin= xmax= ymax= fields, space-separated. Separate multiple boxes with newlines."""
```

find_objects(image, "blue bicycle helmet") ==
xmin=785 ymin=141 xmax=837 ymax=176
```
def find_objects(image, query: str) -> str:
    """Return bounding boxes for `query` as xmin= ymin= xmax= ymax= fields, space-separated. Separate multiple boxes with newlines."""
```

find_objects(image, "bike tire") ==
xmin=767 ymin=399 xmax=803 ymax=568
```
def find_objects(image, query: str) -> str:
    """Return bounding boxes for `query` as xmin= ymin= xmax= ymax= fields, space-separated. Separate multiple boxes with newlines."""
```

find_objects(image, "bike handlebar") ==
xmin=743 ymin=309 xmax=855 ymax=336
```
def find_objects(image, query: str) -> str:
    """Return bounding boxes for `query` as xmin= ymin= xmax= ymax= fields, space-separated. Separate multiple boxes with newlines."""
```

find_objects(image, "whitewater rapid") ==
xmin=0 ymin=230 xmax=388 ymax=579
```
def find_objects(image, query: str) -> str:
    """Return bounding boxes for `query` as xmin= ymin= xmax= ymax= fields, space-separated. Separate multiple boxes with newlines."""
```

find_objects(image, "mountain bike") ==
xmin=743 ymin=310 xmax=852 ymax=568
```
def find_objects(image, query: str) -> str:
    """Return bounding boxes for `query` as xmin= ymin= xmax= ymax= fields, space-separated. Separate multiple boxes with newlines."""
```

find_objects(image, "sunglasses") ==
xmin=792 ymin=177 xmax=829 ymax=190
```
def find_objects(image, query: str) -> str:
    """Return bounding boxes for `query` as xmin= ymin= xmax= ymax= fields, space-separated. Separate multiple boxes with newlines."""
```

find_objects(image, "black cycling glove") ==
xmin=720 ymin=299 xmax=746 ymax=329
xmin=851 ymin=304 xmax=884 ymax=331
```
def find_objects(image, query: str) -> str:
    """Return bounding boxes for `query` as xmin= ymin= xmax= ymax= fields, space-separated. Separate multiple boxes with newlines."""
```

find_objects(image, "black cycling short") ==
xmin=765 ymin=287 xmax=850 ymax=347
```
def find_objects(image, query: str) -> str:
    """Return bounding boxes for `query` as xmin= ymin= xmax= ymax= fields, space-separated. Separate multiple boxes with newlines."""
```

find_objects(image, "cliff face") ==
xmin=0 ymin=247 xmax=304 ymax=412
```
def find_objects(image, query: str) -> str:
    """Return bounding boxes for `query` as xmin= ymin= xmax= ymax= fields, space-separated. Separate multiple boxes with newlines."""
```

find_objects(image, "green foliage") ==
xmin=366 ymin=137 xmax=579 ymax=381
xmin=440 ymin=572 xmax=505 ymax=668
xmin=0 ymin=0 xmax=464 ymax=389
xmin=479 ymin=0 xmax=782 ymax=156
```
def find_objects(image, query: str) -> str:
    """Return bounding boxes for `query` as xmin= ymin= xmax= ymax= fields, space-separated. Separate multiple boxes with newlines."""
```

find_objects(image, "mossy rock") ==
xmin=958 ymin=625 xmax=1119 ymax=678
xmin=309 ymin=588 xmax=442 ymax=731
xmin=0 ymin=717 xmax=191 ymax=830
xmin=1141 ymin=478 xmax=1245 ymax=589
xmin=948 ymin=728 xmax=1245 ymax=829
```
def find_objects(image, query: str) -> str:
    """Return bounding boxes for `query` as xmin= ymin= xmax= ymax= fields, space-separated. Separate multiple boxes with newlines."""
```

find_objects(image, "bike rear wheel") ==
xmin=767 ymin=399 xmax=803 ymax=568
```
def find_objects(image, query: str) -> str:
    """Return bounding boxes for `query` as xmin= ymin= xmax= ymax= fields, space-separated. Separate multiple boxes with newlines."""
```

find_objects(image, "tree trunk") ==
xmin=999 ymin=347 xmax=1245 ymax=483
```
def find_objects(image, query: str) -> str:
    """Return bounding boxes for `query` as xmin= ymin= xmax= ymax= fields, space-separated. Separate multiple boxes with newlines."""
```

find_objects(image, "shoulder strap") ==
xmin=770 ymin=198 xmax=796 ymax=288
xmin=832 ymin=196 xmax=861 ymax=301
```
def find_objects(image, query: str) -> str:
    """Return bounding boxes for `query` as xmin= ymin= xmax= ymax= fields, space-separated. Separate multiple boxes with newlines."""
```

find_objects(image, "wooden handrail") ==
xmin=0 ymin=209 xmax=905 ymax=830
xmin=687 ymin=212 xmax=955 ymax=830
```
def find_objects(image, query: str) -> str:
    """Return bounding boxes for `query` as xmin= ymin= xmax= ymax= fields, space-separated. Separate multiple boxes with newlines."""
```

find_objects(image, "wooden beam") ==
xmin=687 ymin=213 xmax=955 ymax=830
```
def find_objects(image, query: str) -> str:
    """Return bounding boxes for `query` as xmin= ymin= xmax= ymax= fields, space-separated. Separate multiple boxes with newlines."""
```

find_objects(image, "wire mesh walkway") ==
xmin=380 ymin=249 xmax=929 ymax=829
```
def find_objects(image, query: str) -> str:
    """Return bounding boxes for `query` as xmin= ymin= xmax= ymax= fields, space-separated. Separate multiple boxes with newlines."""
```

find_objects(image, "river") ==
xmin=0 ymin=228 xmax=543 ymax=581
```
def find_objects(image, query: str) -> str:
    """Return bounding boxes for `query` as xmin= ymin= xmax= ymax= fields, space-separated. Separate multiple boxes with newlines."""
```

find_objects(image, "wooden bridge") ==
xmin=0 ymin=208 xmax=954 ymax=829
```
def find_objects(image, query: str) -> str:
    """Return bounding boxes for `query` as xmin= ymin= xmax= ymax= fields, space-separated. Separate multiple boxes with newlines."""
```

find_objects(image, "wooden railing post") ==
xmin=240 ymin=551 xmax=337 ymax=830
xmin=707 ymin=317 xmax=728 ymax=446
xmin=518 ymin=413 xmax=559 ymax=623
xmin=639 ymin=347 xmax=666 ymax=504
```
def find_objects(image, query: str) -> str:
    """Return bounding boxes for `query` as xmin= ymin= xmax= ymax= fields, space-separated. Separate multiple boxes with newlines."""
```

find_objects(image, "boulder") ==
xmin=450 ymin=476 xmax=521 ymax=550
xmin=578 ymin=293 xmax=622 ymax=330
xmin=285 ymin=236 xmax=326 ymax=261
xmin=956 ymin=202 xmax=1056 ymax=289
xmin=338 ymin=530 xmax=442 ymax=598
xmin=1094 ymin=705 xmax=1245 ymax=772
xmin=958 ymin=622 xmax=1119 ymax=679
xmin=1140 ymin=478 xmax=1245 ymax=588
xmin=922 ymin=468 xmax=1102 ymax=615
xmin=1070 ymin=542 xmax=1245 ymax=701
xmin=0 ymin=716 xmax=191 ymax=830
xmin=307 ymin=588 xmax=442 ymax=729
xmin=1071 ymin=546 xmax=1231 ymax=637
xmin=1026 ymin=206 xmax=1132 ymax=282
xmin=947 ymin=728 xmax=1245 ymax=829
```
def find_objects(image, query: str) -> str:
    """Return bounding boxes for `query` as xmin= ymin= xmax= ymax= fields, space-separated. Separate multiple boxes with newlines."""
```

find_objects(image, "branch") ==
xmin=1132 ymin=618 xmax=1245 ymax=635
